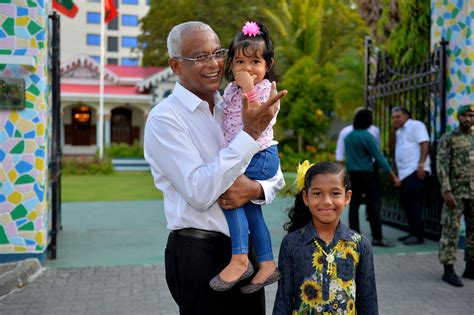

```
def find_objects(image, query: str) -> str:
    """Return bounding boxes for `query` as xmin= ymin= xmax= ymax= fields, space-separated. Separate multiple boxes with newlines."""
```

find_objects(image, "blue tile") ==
xmin=5 ymin=121 xmax=14 ymax=137
xmin=34 ymin=183 xmax=44 ymax=202
xmin=0 ymin=30 xmax=6 ymax=39
xmin=17 ymin=7 xmax=29 ymax=16
xmin=0 ymin=149 xmax=5 ymax=162
xmin=15 ymin=161 xmax=33 ymax=174
xmin=0 ymin=194 xmax=5 ymax=203
xmin=30 ymin=74 xmax=40 ymax=84
xmin=35 ymin=148 xmax=45 ymax=158
xmin=15 ymin=219 xmax=28 ymax=227
xmin=24 ymin=130 xmax=35 ymax=139
xmin=13 ymin=49 xmax=27 ymax=56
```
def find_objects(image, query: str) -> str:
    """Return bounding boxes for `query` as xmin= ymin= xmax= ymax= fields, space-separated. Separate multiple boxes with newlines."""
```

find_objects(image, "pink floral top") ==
xmin=223 ymin=79 xmax=278 ymax=150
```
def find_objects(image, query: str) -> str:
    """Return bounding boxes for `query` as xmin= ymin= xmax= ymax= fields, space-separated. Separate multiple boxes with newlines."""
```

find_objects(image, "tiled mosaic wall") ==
xmin=0 ymin=0 xmax=50 ymax=256
xmin=431 ymin=0 xmax=474 ymax=131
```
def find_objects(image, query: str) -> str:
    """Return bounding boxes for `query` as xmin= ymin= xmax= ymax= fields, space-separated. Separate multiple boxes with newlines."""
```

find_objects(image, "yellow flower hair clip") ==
xmin=294 ymin=160 xmax=314 ymax=192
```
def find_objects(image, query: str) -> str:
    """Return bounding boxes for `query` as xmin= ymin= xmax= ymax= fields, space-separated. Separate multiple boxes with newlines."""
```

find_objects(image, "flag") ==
xmin=104 ymin=0 xmax=118 ymax=24
xmin=53 ymin=0 xmax=78 ymax=18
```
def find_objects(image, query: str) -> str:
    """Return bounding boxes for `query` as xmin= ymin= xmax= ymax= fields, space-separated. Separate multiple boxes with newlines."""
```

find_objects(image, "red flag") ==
xmin=105 ymin=0 xmax=118 ymax=24
xmin=53 ymin=0 xmax=78 ymax=18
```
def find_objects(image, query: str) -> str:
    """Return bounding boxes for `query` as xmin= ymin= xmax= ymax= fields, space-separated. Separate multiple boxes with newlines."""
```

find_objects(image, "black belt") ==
xmin=172 ymin=228 xmax=226 ymax=240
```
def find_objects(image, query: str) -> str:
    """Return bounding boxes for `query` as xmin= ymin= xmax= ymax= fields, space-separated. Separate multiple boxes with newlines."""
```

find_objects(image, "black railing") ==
xmin=365 ymin=36 xmax=448 ymax=240
xmin=48 ymin=12 xmax=62 ymax=259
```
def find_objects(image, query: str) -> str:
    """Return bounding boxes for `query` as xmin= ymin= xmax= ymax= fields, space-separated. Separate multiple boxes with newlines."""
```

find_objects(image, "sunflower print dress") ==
xmin=273 ymin=222 xmax=378 ymax=315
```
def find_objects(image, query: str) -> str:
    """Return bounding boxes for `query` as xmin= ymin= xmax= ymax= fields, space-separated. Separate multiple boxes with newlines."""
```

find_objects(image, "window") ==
xmin=87 ymin=12 xmax=100 ymax=24
xmin=147 ymin=0 xmax=150 ymax=5
xmin=122 ymin=36 xmax=137 ymax=48
xmin=87 ymin=34 xmax=100 ymax=46
xmin=122 ymin=15 xmax=138 ymax=26
xmin=91 ymin=56 xmax=100 ymax=63
xmin=107 ymin=36 xmax=118 ymax=52
xmin=108 ymin=17 xmax=118 ymax=30
xmin=107 ymin=58 xmax=118 ymax=65
xmin=122 ymin=58 xmax=138 ymax=66
xmin=122 ymin=0 xmax=138 ymax=4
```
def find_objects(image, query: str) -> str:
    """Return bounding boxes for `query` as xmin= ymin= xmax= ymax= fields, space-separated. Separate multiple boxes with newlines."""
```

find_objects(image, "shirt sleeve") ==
xmin=273 ymin=237 xmax=295 ymax=315
xmin=355 ymin=237 xmax=378 ymax=314
xmin=364 ymin=133 xmax=392 ymax=172
xmin=414 ymin=121 xmax=430 ymax=143
xmin=436 ymin=134 xmax=451 ymax=192
xmin=336 ymin=131 xmax=346 ymax=161
xmin=144 ymin=113 xmax=259 ymax=211
xmin=252 ymin=166 xmax=285 ymax=205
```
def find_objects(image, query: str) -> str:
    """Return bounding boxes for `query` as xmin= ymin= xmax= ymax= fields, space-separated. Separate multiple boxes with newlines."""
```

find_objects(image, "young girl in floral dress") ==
xmin=209 ymin=21 xmax=281 ymax=293
xmin=273 ymin=161 xmax=378 ymax=314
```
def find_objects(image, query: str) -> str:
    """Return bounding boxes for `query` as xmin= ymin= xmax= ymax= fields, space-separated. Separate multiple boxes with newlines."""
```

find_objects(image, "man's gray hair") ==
xmin=167 ymin=21 xmax=216 ymax=58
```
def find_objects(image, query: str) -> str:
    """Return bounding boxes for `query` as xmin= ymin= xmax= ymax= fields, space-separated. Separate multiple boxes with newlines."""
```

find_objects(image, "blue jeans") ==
xmin=223 ymin=145 xmax=279 ymax=262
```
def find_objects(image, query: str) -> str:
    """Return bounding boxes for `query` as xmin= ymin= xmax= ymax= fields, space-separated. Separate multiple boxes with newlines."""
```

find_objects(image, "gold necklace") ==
xmin=313 ymin=239 xmax=337 ymax=276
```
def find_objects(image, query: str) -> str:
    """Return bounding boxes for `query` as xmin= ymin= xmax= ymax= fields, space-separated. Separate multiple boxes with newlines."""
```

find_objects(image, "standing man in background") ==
xmin=437 ymin=104 xmax=474 ymax=287
xmin=390 ymin=107 xmax=431 ymax=245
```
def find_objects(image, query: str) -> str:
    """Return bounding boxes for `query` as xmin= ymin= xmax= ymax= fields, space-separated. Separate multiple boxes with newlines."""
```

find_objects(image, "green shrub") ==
xmin=105 ymin=142 xmax=144 ymax=158
xmin=62 ymin=159 xmax=114 ymax=175
xmin=279 ymin=144 xmax=335 ymax=172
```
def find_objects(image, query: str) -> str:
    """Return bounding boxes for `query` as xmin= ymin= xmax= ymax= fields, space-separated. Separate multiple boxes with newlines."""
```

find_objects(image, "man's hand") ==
xmin=218 ymin=175 xmax=263 ymax=209
xmin=242 ymin=81 xmax=287 ymax=140
xmin=233 ymin=71 xmax=256 ymax=93
xmin=416 ymin=164 xmax=426 ymax=180
xmin=443 ymin=191 xmax=456 ymax=209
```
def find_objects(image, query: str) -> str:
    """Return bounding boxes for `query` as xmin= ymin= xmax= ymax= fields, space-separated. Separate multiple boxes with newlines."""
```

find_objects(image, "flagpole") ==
xmin=99 ymin=0 xmax=105 ymax=160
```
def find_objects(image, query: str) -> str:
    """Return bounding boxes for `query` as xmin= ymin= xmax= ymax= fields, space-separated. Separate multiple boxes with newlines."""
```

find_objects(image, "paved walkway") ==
xmin=0 ymin=199 xmax=472 ymax=314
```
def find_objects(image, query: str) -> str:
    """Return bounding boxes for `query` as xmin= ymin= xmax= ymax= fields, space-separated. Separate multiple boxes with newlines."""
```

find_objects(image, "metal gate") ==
xmin=364 ymin=36 xmax=448 ymax=239
xmin=48 ymin=12 xmax=61 ymax=259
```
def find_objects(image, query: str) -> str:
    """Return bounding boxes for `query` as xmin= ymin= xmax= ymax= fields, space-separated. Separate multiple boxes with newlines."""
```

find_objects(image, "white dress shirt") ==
xmin=395 ymin=119 xmax=431 ymax=181
xmin=144 ymin=82 xmax=285 ymax=236
xmin=335 ymin=124 xmax=381 ymax=161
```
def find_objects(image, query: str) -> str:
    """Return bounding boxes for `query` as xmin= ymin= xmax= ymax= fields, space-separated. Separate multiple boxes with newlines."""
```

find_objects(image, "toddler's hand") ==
xmin=233 ymin=71 xmax=256 ymax=93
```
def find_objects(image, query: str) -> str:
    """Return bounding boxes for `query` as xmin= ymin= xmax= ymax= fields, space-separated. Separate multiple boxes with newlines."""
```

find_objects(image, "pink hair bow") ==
xmin=242 ymin=21 xmax=260 ymax=37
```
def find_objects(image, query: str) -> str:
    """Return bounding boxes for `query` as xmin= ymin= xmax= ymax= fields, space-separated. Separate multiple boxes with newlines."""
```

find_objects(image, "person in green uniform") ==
xmin=437 ymin=104 xmax=474 ymax=287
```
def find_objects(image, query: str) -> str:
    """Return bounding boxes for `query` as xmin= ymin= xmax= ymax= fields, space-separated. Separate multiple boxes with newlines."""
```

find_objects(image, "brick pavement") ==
xmin=0 ymin=252 xmax=472 ymax=314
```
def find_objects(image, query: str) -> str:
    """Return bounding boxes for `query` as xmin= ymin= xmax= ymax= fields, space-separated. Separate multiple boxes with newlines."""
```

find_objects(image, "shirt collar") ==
xmin=301 ymin=221 xmax=358 ymax=245
xmin=173 ymin=82 xmax=223 ymax=112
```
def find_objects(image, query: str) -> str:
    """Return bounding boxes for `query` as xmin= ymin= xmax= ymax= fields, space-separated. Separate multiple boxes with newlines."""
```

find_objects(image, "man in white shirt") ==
xmin=390 ymin=107 xmax=431 ymax=245
xmin=144 ymin=22 xmax=286 ymax=315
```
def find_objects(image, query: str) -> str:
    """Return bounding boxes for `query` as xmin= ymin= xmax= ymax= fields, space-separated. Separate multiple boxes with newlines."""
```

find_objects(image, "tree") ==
xmin=138 ymin=0 xmax=275 ymax=66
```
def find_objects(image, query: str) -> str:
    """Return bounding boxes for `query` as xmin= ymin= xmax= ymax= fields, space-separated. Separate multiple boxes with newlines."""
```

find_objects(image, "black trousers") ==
xmin=400 ymin=171 xmax=425 ymax=240
xmin=165 ymin=231 xmax=265 ymax=315
xmin=348 ymin=171 xmax=383 ymax=240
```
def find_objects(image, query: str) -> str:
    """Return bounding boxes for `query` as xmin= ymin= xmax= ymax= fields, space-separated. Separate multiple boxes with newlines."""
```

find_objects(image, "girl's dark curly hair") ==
xmin=284 ymin=162 xmax=351 ymax=233
xmin=224 ymin=22 xmax=277 ymax=83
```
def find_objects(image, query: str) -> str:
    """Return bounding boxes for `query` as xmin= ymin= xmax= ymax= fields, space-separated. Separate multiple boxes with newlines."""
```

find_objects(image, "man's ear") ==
xmin=169 ymin=57 xmax=181 ymax=75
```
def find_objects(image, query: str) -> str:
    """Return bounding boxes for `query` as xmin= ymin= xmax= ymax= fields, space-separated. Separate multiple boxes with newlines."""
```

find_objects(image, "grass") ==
xmin=62 ymin=172 xmax=297 ymax=202
xmin=62 ymin=172 xmax=163 ymax=202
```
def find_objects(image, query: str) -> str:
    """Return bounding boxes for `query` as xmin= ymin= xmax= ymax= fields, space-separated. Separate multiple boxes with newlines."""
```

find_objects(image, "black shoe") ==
xmin=240 ymin=269 xmax=282 ymax=294
xmin=209 ymin=263 xmax=254 ymax=291
xmin=403 ymin=235 xmax=424 ymax=245
xmin=442 ymin=270 xmax=464 ymax=287
xmin=372 ymin=238 xmax=396 ymax=247
xmin=397 ymin=234 xmax=411 ymax=241
xmin=462 ymin=262 xmax=474 ymax=279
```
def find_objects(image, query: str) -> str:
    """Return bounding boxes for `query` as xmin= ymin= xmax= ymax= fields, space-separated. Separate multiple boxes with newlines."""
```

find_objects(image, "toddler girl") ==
xmin=273 ymin=161 xmax=378 ymax=314
xmin=209 ymin=21 xmax=281 ymax=293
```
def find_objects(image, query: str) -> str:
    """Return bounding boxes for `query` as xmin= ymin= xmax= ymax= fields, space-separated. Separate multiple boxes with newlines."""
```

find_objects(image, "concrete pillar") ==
xmin=431 ymin=1 xmax=474 ymax=131
xmin=104 ymin=112 xmax=111 ymax=147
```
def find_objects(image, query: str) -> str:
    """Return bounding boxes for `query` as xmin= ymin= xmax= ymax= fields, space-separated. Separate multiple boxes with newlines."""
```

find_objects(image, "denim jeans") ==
xmin=223 ymin=145 xmax=279 ymax=262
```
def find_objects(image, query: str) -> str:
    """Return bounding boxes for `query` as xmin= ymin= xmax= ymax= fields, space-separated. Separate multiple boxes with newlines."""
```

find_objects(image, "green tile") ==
xmin=464 ymin=58 xmax=472 ymax=66
xmin=19 ymin=222 xmax=34 ymax=231
xmin=0 ymin=64 xmax=5 ymax=71
xmin=0 ymin=49 xmax=12 ymax=55
xmin=15 ymin=174 xmax=35 ymax=185
xmin=27 ymin=84 xmax=40 ymax=96
xmin=0 ymin=226 xmax=9 ymax=244
xmin=0 ymin=0 xmax=13 ymax=4
xmin=11 ymin=204 xmax=28 ymax=220
xmin=14 ymin=130 xmax=22 ymax=137
xmin=25 ymin=101 xmax=34 ymax=108
xmin=452 ymin=8 xmax=459 ymax=19
xmin=436 ymin=17 xmax=444 ymax=27
xmin=26 ymin=0 xmax=37 ymax=7
xmin=447 ymin=107 xmax=455 ymax=115
xmin=38 ymin=41 xmax=44 ymax=49
xmin=10 ymin=140 xmax=25 ymax=154
xmin=2 ymin=17 xmax=14 ymax=36
xmin=27 ymin=21 xmax=42 ymax=35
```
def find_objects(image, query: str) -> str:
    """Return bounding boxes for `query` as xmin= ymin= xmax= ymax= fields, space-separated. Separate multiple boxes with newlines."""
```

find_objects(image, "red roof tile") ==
xmin=61 ymin=84 xmax=145 ymax=95
xmin=105 ymin=65 xmax=163 ymax=78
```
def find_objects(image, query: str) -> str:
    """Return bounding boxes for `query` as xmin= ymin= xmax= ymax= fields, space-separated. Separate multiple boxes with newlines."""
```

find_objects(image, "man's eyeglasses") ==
xmin=175 ymin=49 xmax=228 ymax=66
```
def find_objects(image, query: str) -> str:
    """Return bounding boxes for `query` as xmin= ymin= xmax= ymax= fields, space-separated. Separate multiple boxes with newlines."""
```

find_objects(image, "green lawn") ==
xmin=62 ymin=172 xmax=163 ymax=202
xmin=62 ymin=172 xmax=297 ymax=202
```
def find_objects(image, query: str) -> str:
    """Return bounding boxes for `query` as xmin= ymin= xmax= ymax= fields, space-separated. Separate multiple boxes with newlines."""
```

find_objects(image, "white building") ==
xmin=60 ymin=54 xmax=177 ymax=157
xmin=60 ymin=0 xmax=151 ymax=66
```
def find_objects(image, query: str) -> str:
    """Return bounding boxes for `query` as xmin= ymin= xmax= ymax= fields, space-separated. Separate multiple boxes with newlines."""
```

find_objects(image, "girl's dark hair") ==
xmin=224 ymin=22 xmax=277 ymax=82
xmin=353 ymin=109 xmax=373 ymax=130
xmin=284 ymin=162 xmax=351 ymax=233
